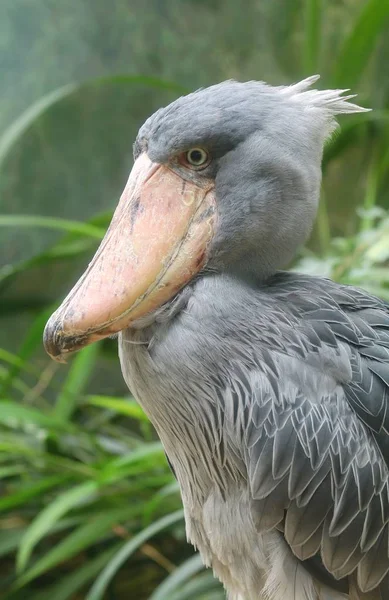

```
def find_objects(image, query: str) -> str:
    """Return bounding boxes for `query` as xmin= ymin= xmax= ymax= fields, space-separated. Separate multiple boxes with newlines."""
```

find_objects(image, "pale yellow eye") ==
xmin=185 ymin=148 xmax=209 ymax=168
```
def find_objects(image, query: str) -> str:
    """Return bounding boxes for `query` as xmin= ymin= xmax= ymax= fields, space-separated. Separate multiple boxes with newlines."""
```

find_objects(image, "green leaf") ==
xmin=0 ymin=401 xmax=74 ymax=432
xmin=303 ymin=0 xmax=321 ymax=74
xmin=0 ymin=85 xmax=75 ymax=170
xmin=0 ymin=465 xmax=26 ymax=479
xmin=54 ymin=344 xmax=100 ymax=422
xmin=101 ymin=441 xmax=165 ymax=483
xmin=0 ymin=474 xmax=70 ymax=512
xmin=86 ymin=509 xmax=184 ymax=600
xmin=332 ymin=0 xmax=389 ymax=88
xmin=169 ymin=573 xmax=223 ymax=600
xmin=0 ymin=75 xmax=185 ymax=172
xmin=16 ymin=505 xmax=138 ymax=586
xmin=323 ymin=111 xmax=389 ymax=169
xmin=0 ymin=210 xmax=110 ymax=294
xmin=0 ymin=215 xmax=105 ymax=239
xmin=86 ymin=395 xmax=148 ymax=421
xmin=0 ymin=519 xmax=79 ymax=559
xmin=27 ymin=545 xmax=122 ymax=600
xmin=0 ymin=529 xmax=26 ymax=559
xmin=149 ymin=554 xmax=205 ymax=600
xmin=0 ymin=348 xmax=38 ymax=377
xmin=0 ymin=306 xmax=56 ymax=395
xmin=143 ymin=480 xmax=180 ymax=526
xmin=17 ymin=480 xmax=99 ymax=572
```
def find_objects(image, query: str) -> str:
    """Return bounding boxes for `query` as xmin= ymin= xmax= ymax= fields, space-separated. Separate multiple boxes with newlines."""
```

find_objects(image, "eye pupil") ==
xmin=190 ymin=150 xmax=203 ymax=163
xmin=186 ymin=148 xmax=208 ymax=167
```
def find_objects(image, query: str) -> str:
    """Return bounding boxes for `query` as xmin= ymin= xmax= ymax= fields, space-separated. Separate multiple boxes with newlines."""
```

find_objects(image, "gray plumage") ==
xmin=120 ymin=77 xmax=388 ymax=599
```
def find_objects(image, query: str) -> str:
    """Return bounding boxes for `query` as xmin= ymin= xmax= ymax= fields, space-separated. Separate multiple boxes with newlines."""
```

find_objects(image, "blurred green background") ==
xmin=1 ymin=0 xmax=389 ymax=598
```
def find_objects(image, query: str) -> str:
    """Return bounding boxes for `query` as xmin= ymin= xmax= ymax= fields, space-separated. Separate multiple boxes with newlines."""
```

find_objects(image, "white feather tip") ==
xmin=283 ymin=75 xmax=371 ymax=115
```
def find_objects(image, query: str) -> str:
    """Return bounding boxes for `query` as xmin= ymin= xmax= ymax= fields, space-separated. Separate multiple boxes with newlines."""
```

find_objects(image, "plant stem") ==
xmin=303 ymin=0 xmax=321 ymax=74
xmin=361 ymin=146 xmax=379 ymax=231
xmin=316 ymin=189 xmax=331 ymax=256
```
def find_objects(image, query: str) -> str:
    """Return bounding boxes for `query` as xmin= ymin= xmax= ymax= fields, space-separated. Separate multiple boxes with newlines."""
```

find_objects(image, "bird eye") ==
xmin=184 ymin=148 xmax=210 ymax=169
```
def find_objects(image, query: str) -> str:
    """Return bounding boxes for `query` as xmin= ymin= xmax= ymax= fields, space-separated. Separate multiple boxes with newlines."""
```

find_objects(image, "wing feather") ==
xmin=230 ymin=274 xmax=389 ymax=595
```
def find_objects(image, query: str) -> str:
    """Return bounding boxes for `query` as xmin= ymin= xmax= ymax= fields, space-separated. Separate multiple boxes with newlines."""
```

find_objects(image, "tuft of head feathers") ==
xmin=277 ymin=75 xmax=370 ymax=138
xmin=279 ymin=75 xmax=370 ymax=115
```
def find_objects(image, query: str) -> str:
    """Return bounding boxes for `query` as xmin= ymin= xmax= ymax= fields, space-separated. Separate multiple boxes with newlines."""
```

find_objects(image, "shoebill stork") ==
xmin=43 ymin=76 xmax=389 ymax=600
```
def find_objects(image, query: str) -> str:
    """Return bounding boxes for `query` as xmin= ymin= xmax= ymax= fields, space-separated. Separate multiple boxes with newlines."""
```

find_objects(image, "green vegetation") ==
xmin=0 ymin=0 xmax=389 ymax=598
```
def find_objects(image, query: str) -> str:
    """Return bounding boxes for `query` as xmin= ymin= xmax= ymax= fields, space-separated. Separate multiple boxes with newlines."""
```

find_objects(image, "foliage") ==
xmin=0 ymin=0 xmax=389 ymax=599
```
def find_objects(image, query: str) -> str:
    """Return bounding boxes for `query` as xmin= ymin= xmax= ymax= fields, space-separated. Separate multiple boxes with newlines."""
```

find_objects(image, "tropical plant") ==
xmin=0 ymin=0 xmax=389 ymax=598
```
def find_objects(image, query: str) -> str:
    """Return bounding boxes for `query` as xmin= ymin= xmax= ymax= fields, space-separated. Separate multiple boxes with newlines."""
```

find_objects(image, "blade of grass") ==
xmin=0 ymin=75 xmax=186 ymax=172
xmin=85 ymin=396 xmax=148 ymax=421
xmin=303 ymin=0 xmax=321 ymax=74
xmin=101 ymin=441 xmax=165 ymax=483
xmin=0 ymin=85 xmax=75 ymax=169
xmin=360 ymin=147 xmax=381 ymax=231
xmin=149 ymin=554 xmax=204 ymax=600
xmin=332 ymin=0 xmax=389 ymax=88
xmin=0 ymin=518 xmax=80 ymax=559
xmin=0 ymin=210 xmax=110 ymax=293
xmin=0 ymin=401 xmax=75 ymax=431
xmin=315 ymin=190 xmax=331 ymax=255
xmin=28 ymin=544 xmax=122 ymax=600
xmin=0 ymin=465 xmax=26 ymax=479
xmin=16 ymin=480 xmax=100 ymax=572
xmin=169 ymin=573 xmax=222 ymax=600
xmin=0 ymin=475 xmax=71 ymax=513
xmin=143 ymin=481 xmax=180 ymax=526
xmin=0 ymin=215 xmax=104 ymax=239
xmin=323 ymin=111 xmax=389 ymax=169
xmin=0 ymin=348 xmax=39 ymax=378
xmin=54 ymin=344 xmax=100 ymax=422
xmin=15 ymin=505 xmax=139 ymax=586
xmin=0 ymin=306 xmax=56 ymax=396
xmin=0 ymin=366 xmax=32 ymax=396
xmin=86 ymin=509 xmax=184 ymax=600
xmin=0 ymin=231 xmax=98 ymax=296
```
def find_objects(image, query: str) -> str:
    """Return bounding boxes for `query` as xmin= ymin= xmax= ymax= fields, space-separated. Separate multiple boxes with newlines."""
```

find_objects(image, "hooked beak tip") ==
xmin=43 ymin=319 xmax=70 ymax=363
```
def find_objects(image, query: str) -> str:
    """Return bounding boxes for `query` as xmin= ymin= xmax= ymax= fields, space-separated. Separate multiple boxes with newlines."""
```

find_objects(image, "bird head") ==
xmin=43 ymin=75 xmax=368 ymax=361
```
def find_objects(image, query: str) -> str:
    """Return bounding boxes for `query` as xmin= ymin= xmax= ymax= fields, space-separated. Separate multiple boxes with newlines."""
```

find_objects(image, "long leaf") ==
xmin=169 ymin=573 xmax=223 ymax=600
xmin=17 ymin=480 xmax=99 ymax=572
xmin=303 ymin=0 xmax=321 ymax=74
xmin=0 ymin=75 xmax=185 ymax=172
xmin=27 ymin=545 xmax=122 ymax=600
xmin=86 ymin=395 xmax=148 ymax=421
xmin=0 ymin=474 xmax=70 ymax=512
xmin=0 ymin=348 xmax=38 ymax=378
xmin=0 ymin=401 xmax=74 ymax=432
xmin=54 ymin=344 xmax=100 ymax=421
xmin=0 ymin=85 xmax=75 ymax=169
xmin=86 ymin=509 xmax=184 ymax=600
xmin=332 ymin=0 xmax=389 ymax=88
xmin=143 ymin=480 xmax=180 ymax=526
xmin=101 ymin=441 xmax=165 ymax=483
xmin=0 ymin=215 xmax=104 ymax=239
xmin=0 ymin=306 xmax=56 ymax=395
xmin=16 ymin=505 xmax=138 ymax=586
xmin=323 ymin=111 xmax=389 ymax=169
xmin=149 ymin=554 xmax=205 ymax=600
xmin=0 ymin=518 xmax=79 ymax=559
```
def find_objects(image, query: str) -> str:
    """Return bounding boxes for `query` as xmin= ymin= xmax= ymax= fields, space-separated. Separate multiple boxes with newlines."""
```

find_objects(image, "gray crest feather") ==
xmin=281 ymin=74 xmax=370 ymax=115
